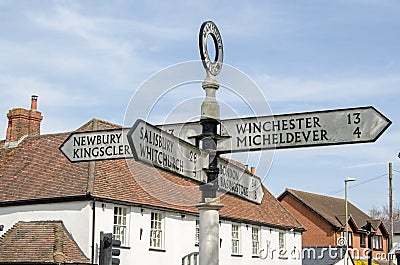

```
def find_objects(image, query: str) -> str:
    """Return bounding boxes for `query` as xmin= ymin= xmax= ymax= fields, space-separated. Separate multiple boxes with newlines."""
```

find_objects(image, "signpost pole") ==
xmin=199 ymin=74 xmax=220 ymax=200
xmin=196 ymin=75 xmax=223 ymax=265
xmin=195 ymin=21 xmax=224 ymax=265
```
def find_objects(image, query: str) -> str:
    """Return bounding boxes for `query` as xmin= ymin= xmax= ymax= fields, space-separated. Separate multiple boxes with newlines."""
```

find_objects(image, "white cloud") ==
xmin=0 ymin=73 xmax=96 ymax=139
xmin=27 ymin=4 xmax=190 ymax=50
xmin=19 ymin=4 xmax=188 ymax=88
xmin=27 ymin=6 xmax=131 ymax=53
xmin=0 ymin=74 xmax=91 ymax=107
xmin=255 ymin=74 xmax=400 ymax=104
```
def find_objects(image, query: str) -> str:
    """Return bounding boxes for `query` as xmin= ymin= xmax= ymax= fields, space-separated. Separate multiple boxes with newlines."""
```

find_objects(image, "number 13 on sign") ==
xmin=347 ymin=112 xmax=362 ymax=138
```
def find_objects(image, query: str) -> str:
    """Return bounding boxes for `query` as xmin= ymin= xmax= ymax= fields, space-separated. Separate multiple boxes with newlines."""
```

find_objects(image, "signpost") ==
xmin=127 ymin=119 xmax=208 ymax=183
xmin=60 ymin=128 xmax=132 ymax=162
xmin=218 ymin=106 xmax=391 ymax=152
xmin=217 ymin=157 xmax=264 ymax=204
xmin=158 ymin=106 xmax=392 ymax=153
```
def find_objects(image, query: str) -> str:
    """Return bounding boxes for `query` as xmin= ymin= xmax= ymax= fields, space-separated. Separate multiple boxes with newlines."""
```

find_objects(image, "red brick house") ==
xmin=278 ymin=189 xmax=389 ymax=261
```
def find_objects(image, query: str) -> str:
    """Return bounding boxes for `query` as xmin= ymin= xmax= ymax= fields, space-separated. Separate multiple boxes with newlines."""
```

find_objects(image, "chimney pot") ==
xmin=250 ymin=166 xmax=255 ymax=175
xmin=30 ymin=95 xmax=38 ymax=110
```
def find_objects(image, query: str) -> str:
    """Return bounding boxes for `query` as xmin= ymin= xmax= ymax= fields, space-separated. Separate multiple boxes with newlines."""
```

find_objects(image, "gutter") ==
xmin=0 ymin=195 xmax=91 ymax=207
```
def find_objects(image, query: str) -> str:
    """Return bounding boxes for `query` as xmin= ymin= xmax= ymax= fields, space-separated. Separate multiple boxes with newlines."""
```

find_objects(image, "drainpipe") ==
xmin=91 ymin=198 xmax=96 ymax=263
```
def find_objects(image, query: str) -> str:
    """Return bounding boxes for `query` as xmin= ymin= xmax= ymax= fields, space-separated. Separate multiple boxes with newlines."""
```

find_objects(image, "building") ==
xmin=0 ymin=96 xmax=304 ymax=265
xmin=278 ymin=189 xmax=389 ymax=263
xmin=395 ymin=221 xmax=400 ymax=244
xmin=384 ymin=220 xmax=400 ymax=244
xmin=386 ymin=220 xmax=400 ymax=265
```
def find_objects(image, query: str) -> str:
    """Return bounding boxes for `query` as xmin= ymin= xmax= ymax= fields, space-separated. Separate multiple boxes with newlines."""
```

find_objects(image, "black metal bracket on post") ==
xmin=200 ymin=118 xmax=219 ymax=201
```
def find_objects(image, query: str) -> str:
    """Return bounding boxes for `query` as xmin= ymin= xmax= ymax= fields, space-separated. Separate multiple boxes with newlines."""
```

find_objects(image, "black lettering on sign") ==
xmin=189 ymin=151 xmax=197 ymax=163
xmin=347 ymin=112 xmax=362 ymax=138
xmin=347 ymin=113 xmax=361 ymax=124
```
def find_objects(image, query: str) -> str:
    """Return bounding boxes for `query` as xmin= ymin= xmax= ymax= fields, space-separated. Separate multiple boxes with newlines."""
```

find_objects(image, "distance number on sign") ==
xmin=347 ymin=112 xmax=362 ymax=138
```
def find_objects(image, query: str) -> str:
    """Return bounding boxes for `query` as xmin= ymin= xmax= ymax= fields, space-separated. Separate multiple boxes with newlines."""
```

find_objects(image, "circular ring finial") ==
xmin=199 ymin=21 xmax=223 ymax=76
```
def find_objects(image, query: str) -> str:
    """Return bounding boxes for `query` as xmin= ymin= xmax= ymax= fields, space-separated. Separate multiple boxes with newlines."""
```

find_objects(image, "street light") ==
xmin=345 ymin=177 xmax=356 ymax=265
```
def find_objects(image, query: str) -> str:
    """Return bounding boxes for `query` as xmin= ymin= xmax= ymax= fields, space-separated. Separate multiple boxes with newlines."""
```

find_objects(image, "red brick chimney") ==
xmin=6 ymin=95 xmax=43 ymax=142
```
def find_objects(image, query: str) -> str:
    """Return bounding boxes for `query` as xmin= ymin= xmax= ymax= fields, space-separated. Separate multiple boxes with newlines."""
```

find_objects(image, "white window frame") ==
xmin=360 ymin=233 xmax=366 ymax=247
xmin=373 ymin=235 xmax=383 ymax=250
xmin=279 ymin=232 xmax=286 ymax=250
xmin=231 ymin=223 xmax=241 ymax=255
xmin=340 ymin=231 xmax=353 ymax=247
xmin=150 ymin=211 xmax=164 ymax=250
xmin=278 ymin=231 xmax=288 ymax=259
xmin=195 ymin=219 xmax=200 ymax=246
xmin=113 ymin=206 xmax=128 ymax=246
xmin=252 ymin=226 xmax=260 ymax=256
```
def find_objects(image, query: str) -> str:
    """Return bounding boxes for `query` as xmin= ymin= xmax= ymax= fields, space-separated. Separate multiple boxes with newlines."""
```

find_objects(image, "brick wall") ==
xmin=280 ymin=194 xmax=337 ymax=246
xmin=280 ymin=194 xmax=390 ymax=259
xmin=374 ymin=225 xmax=389 ymax=257
xmin=5 ymin=96 xmax=43 ymax=142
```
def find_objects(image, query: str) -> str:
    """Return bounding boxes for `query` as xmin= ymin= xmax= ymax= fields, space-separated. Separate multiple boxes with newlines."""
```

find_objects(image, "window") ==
xmin=150 ymin=212 xmax=164 ymax=249
xmin=113 ymin=206 xmax=127 ymax=245
xmin=195 ymin=219 xmax=200 ymax=246
xmin=340 ymin=231 xmax=353 ymax=247
xmin=279 ymin=232 xmax=285 ymax=250
xmin=373 ymin=235 xmax=383 ymax=250
xmin=279 ymin=232 xmax=287 ymax=258
xmin=348 ymin=232 xmax=353 ymax=247
xmin=252 ymin=227 xmax=260 ymax=256
xmin=360 ymin=233 xmax=366 ymax=247
xmin=231 ymin=224 xmax=240 ymax=255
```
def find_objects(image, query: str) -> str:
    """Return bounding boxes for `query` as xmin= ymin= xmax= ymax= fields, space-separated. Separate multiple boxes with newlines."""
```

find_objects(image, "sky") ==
xmin=1 ymin=0 xmax=399 ymax=213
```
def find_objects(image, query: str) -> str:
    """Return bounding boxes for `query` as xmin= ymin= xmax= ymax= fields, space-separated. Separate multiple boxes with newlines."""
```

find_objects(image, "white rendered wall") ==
xmin=218 ymin=221 xmax=302 ymax=265
xmin=92 ymin=203 xmax=201 ymax=265
xmin=0 ymin=200 xmax=302 ymax=265
xmin=93 ymin=202 xmax=302 ymax=265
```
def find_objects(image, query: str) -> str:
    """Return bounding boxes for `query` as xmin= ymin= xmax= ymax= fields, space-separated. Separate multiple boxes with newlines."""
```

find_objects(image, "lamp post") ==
xmin=345 ymin=177 xmax=356 ymax=265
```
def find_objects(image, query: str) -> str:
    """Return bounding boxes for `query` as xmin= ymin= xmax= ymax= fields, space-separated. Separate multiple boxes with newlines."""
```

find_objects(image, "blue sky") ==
xmin=1 ymin=0 xmax=399 ymax=213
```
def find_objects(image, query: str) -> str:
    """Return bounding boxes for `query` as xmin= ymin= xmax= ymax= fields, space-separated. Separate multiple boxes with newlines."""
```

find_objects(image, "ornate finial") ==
xmin=199 ymin=21 xmax=223 ymax=76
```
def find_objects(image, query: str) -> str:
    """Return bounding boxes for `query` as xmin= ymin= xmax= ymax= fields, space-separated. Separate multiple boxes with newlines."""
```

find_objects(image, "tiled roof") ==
xmin=278 ymin=189 xmax=378 ymax=231
xmin=76 ymin=118 xmax=122 ymax=132
xmin=0 ymin=220 xmax=90 ymax=264
xmin=0 ymin=119 xmax=303 ymax=230
xmin=384 ymin=220 xmax=400 ymax=235
xmin=0 ymin=132 xmax=90 ymax=202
